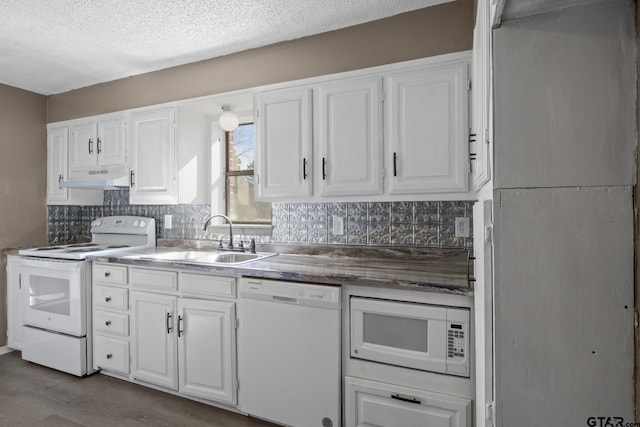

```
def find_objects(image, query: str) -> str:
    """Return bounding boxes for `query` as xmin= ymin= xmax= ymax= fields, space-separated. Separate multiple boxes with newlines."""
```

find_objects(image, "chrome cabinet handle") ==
xmin=130 ymin=170 xmax=135 ymax=187
xmin=97 ymin=137 xmax=102 ymax=154
xmin=105 ymin=320 xmax=112 ymax=326
xmin=88 ymin=138 xmax=93 ymax=154
xmin=58 ymin=174 xmax=63 ymax=183
xmin=106 ymin=353 xmax=113 ymax=359
xmin=105 ymin=296 xmax=112 ymax=302
xmin=393 ymin=152 xmax=398 ymax=177
xmin=302 ymin=158 xmax=307 ymax=180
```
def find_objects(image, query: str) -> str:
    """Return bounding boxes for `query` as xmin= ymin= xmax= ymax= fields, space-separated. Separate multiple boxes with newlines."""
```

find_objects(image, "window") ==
xmin=225 ymin=123 xmax=271 ymax=223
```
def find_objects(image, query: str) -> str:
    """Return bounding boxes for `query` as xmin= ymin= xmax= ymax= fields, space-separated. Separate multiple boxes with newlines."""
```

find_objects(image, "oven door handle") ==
xmin=166 ymin=312 xmax=173 ymax=334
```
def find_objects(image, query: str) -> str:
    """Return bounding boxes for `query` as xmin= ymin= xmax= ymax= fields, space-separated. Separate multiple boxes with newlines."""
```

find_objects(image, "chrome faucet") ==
xmin=203 ymin=214 xmax=234 ymax=250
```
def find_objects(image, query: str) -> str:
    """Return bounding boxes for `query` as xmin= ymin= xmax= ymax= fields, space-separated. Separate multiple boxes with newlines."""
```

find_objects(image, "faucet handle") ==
xmin=238 ymin=241 xmax=245 ymax=252
xmin=218 ymin=239 xmax=224 ymax=250
xmin=249 ymin=238 xmax=256 ymax=254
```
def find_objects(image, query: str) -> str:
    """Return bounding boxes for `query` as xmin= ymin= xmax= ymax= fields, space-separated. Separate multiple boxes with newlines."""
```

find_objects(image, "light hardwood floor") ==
xmin=0 ymin=351 xmax=277 ymax=426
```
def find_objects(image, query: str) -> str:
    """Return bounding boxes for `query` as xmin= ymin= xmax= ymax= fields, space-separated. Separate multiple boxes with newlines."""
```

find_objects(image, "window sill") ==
xmin=204 ymin=224 xmax=273 ymax=236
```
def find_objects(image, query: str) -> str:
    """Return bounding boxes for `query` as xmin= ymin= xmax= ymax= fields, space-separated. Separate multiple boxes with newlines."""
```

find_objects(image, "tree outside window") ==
xmin=225 ymin=123 xmax=271 ymax=223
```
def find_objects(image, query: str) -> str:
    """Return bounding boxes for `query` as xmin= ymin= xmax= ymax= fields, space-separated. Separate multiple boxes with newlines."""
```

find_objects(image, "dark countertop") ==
xmin=89 ymin=241 xmax=474 ymax=296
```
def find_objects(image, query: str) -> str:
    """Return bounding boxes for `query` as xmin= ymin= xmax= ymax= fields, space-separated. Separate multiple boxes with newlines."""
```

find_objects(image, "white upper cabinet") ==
xmin=471 ymin=0 xmax=492 ymax=191
xmin=69 ymin=116 xmax=126 ymax=174
xmin=129 ymin=108 xmax=178 ymax=205
xmin=317 ymin=76 xmax=383 ymax=197
xmin=47 ymin=125 xmax=103 ymax=205
xmin=255 ymin=87 xmax=313 ymax=200
xmin=47 ymin=126 xmax=70 ymax=202
xmin=387 ymin=59 xmax=469 ymax=194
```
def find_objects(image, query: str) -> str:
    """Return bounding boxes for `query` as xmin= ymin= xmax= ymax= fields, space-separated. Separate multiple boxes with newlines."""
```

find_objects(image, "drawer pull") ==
xmin=106 ymin=353 xmax=113 ymax=359
xmin=104 ymin=272 xmax=111 ymax=277
xmin=391 ymin=394 xmax=421 ymax=405
xmin=105 ymin=296 xmax=112 ymax=302
xmin=105 ymin=320 xmax=112 ymax=326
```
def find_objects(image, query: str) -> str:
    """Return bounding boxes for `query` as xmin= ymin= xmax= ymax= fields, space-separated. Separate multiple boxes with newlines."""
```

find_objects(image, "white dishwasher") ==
xmin=238 ymin=278 xmax=342 ymax=427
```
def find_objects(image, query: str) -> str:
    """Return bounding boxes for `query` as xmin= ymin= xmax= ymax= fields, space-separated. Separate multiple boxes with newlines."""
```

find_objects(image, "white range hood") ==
xmin=59 ymin=166 xmax=130 ymax=190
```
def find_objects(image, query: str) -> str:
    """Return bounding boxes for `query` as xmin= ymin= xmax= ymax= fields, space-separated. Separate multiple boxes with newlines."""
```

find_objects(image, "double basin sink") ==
xmin=133 ymin=250 xmax=275 ymax=266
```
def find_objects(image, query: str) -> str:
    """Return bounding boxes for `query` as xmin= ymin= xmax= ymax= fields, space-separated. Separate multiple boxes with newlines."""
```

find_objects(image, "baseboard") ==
xmin=0 ymin=346 xmax=15 ymax=356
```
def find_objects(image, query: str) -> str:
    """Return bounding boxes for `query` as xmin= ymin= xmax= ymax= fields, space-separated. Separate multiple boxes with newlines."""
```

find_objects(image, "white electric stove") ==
xmin=18 ymin=216 xmax=155 ymax=376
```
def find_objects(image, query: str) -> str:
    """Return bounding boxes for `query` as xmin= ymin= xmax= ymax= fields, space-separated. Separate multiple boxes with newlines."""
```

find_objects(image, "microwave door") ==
xmin=350 ymin=297 xmax=448 ymax=374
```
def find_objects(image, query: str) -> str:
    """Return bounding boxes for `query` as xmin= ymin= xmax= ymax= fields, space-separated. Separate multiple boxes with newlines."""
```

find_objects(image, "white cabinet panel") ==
xmin=97 ymin=118 xmax=127 ymax=167
xmin=6 ymin=256 xmax=22 ymax=350
xmin=129 ymin=108 xmax=178 ymax=204
xmin=94 ymin=335 xmax=130 ymax=375
xmin=317 ymin=76 xmax=383 ymax=196
xmin=130 ymin=291 xmax=177 ymax=390
xmin=46 ymin=126 xmax=69 ymax=203
xmin=387 ymin=61 xmax=469 ymax=194
xmin=345 ymin=376 xmax=472 ymax=427
xmin=178 ymin=298 xmax=236 ymax=405
xmin=255 ymin=87 xmax=312 ymax=200
xmin=69 ymin=122 xmax=97 ymax=170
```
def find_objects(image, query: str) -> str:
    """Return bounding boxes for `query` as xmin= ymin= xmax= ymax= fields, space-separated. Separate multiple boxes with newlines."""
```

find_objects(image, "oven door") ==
xmin=351 ymin=297 xmax=470 ymax=376
xmin=21 ymin=258 xmax=87 ymax=337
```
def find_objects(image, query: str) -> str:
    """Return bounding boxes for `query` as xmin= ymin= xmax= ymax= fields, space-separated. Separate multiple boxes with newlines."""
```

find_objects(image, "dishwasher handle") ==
xmin=272 ymin=295 xmax=298 ymax=303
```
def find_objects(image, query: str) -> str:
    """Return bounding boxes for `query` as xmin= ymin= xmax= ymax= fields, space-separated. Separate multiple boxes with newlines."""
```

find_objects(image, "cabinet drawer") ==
xmin=94 ymin=264 xmax=128 ymax=285
xmin=94 ymin=285 xmax=128 ymax=310
xmin=344 ymin=376 xmax=472 ymax=427
xmin=180 ymin=273 xmax=236 ymax=298
xmin=94 ymin=310 xmax=129 ymax=337
xmin=94 ymin=335 xmax=130 ymax=375
xmin=130 ymin=268 xmax=177 ymax=291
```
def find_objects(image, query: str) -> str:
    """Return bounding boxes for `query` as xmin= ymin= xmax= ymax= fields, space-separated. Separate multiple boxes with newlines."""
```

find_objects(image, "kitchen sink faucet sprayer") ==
xmin=203 ymin=214 xmax=234 ymax=250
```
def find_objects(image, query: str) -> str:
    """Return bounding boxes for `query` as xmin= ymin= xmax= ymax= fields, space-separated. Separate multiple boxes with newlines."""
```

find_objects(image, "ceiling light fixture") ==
xmin=219 ymin=106 xmax=240 ymax=132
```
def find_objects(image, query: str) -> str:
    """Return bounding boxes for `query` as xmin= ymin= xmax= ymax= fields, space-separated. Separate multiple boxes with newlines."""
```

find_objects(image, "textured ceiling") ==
xmin=0 ymin=0 xmax=452 ymax=95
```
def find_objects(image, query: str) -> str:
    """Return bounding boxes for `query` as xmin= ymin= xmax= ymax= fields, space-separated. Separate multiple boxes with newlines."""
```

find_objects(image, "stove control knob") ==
xmin=139 ymin=221 xmax=146 ymax=228
xmin=133 ymin=220 xmax=139 ymax=227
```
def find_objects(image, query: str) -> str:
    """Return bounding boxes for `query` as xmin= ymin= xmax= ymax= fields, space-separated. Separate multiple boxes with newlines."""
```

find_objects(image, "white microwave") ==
xmin=350 ymin=297 xmax=470 ymax=377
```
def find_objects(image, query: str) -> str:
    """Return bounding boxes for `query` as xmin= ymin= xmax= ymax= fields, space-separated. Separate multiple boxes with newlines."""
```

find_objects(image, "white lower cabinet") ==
xmin=6 ymin=255 xmax=23 ymax=350
xmin=93 ymin=263 xmax=237 ymax=407
xmin=345 ymin=377 xmax=472 ymax=427
xmin=177 ymin=298 xmax=236 ymax=404
xmin=130 ymin=291 xmax=178 ymax=390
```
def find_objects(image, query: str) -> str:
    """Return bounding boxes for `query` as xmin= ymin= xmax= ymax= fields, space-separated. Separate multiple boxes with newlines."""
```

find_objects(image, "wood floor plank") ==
xmin=0 ymin=351 xmax=277 ymax=427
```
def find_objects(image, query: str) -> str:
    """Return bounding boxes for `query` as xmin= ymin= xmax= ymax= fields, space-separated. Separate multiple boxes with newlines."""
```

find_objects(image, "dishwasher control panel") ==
xmin=239 ymin=278 xmax=341 ymax=309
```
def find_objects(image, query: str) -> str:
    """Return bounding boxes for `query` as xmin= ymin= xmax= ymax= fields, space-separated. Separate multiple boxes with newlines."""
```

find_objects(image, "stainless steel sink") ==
xmin=138 ymin=250 xmax=275 ymax=265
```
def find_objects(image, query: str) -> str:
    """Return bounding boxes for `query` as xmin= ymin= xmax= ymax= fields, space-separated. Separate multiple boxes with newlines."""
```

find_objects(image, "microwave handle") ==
xmin=391 ymin=393 xmax=421 ymax=405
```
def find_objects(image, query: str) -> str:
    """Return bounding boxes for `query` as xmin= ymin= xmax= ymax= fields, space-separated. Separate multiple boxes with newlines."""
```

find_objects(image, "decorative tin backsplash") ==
xmin=272 ymin=201 xmax=473 ymax=249
xmin=48 ymin=189 xmax=473 ymax=249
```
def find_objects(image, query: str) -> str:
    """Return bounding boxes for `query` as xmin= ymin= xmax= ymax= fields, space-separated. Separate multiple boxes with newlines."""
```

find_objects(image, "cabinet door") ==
xmin=6 ymin=256 xmax=22 ymax=350
xmin=69 ymin=122 xmax=98 ymax=169
xmin=129 ymin=108 xmax=178 ymax=205
xmin=317 ymin=77 xmax=383 ymax=196
xmin=255 ymin=87 xmax=312 ymax=200
xmin=387 ymin=61 xmax=469 ymax=194
xmin=47 ymin=126 xmax=69 ymax=203
xmin=345 ymin=376 xmax=472 ymax=427
xmin=97 ymin=117 xmax=127 ymax=167
xmin=177 ymin=298 xmax=236 ymax=405
xmin=471 ymin=3 xmax=492 ymax=191
xmin=130 ymin=291 xmax=177 ymax=390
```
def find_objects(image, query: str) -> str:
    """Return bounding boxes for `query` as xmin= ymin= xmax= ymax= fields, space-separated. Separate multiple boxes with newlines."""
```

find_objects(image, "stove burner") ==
xmin=66 ymin=243 xmax=99 ymax=248
xmin=107 ymin=245 xmax=130 ymax=248
xmin=67 ymin=248 xmax=102 ymax=253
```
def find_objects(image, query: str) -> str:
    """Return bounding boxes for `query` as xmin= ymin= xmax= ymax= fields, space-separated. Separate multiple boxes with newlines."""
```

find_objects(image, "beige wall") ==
xmin=0 ymin=83 xmax=47 ymax=347
xmin=47 ymin=0 xmax=473 ymax=122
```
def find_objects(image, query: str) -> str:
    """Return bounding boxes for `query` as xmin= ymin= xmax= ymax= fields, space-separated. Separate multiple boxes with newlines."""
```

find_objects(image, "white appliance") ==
xmin=18 ymin=216 xmax=156 ymax=376
xmin=350 ymin=297 xmax=470 ymax=377
xmin=238 ymin=278 xmax=341 ymax=427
